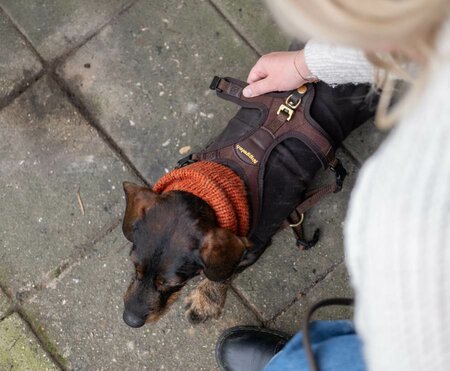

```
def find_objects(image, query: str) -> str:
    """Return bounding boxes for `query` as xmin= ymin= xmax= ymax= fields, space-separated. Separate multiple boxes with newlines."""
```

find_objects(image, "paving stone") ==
xmin=0 ymin=75 xmax=140 ymax=295
xmin=211 ymin=0 xmax=290 ymax=55
xmin=59 ymin=0 xmax=259 ymax=182
xmin=24 ymin=225 xmax=259 ymax=371
xmin=0 ymin=11 xmax=42 ymax=105
xmin=343 ymin=119 xmax=388 ymax=165
xmin=0 ymin=0 xmax=130 ymax=61
xmin=0 ymin=313 xmax=58 ymax=370
xmin=271 ymin=263 xmax=354 ymax=334
xmin=0 ymin=290 xmax=10 ymax=318
xmin=233 ymin=151 xmax=357 ymax=321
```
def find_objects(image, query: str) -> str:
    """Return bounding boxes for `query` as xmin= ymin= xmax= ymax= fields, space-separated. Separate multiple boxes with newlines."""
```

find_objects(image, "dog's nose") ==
xmin=123 ymin=311 xmax=145 ymax=328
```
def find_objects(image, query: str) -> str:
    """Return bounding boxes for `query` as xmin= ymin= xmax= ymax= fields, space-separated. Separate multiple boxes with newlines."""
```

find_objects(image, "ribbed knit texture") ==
xmin=153 ymin=162 xmax=249 ymax=236
xmin=306 ymin=21 xmax=450 ymax=371
xmin=304 ymin=40 xmax=375 ymax=85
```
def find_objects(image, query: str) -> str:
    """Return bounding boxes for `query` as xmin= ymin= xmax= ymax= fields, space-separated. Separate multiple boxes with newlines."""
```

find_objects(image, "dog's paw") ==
xmin=184 ymin=279 xmax=228 ymax=324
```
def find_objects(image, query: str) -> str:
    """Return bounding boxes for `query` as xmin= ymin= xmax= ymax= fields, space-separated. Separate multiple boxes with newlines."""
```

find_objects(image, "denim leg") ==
xmin=264 ymin=320 xmax=366 ymax=371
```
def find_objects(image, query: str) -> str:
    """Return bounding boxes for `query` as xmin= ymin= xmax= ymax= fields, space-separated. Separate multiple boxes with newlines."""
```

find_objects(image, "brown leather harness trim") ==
xmin=177 ymin=77 xmax=347 ymax=248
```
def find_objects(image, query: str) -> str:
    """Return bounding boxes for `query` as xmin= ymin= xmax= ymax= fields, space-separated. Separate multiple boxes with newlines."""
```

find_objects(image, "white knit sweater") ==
xmin=304 ymin=22 xmax=450 ymax=371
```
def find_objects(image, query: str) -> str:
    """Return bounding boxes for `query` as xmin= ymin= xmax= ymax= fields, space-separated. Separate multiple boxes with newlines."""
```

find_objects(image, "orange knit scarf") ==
xmin=153 ymin=161 xmax=249 ymax=236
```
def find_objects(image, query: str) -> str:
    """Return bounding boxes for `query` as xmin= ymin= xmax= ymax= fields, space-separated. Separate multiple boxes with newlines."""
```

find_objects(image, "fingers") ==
xmin=247 ymin=64 xmax=267 ymax=84
xmin=243 ymin=77 xmax=275 ymax=98
xmin=243 ymin=51 xmax=307 ymax=97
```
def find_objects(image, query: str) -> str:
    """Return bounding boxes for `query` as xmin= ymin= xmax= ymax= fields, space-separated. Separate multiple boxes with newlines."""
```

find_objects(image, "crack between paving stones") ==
xmin=0 ymin=1 xmax=148 ymax=186
xmin=0 ymin=69 xmax=45 ymax=111
xmin=50 ymin=0 xmax=140 ymax=67
xmin=0 ymin=219 xmax=123 ymax=369
xmin=0 ymin=6 xmax=45 ymax=68
xmin=49 ymin=72 xmax=150 ymax=186
xmin=0 ymin=0 xmax=139 ymax=67
xmin=265 ymin=257 xmax=347 ymax=325
xmin=208 ymin=0 xmax=262 ymax=58
xmin=0 ymin=0 xmax=263 ymax=187
xmin=0 ymin=281 xmax=13 ymax=301
xmin=341 ymin=144 xmax=362 ymax=169
xmin=230 ymin=284 xmax=266 ymax=325
xmin=16 ymin=217 xmax=122 ymax=303
xmin=3 ymin=219 xmax=124 ymax=368
xmin=0 ymin=307 xmax=14 ymax=323
xmin=13 ymin=309 xmax=67 ymax=371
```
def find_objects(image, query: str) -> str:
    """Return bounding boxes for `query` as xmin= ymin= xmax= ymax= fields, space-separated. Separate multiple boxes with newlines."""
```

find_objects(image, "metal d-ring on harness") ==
xmin=176 ymin=76 xmax=347 ymax=249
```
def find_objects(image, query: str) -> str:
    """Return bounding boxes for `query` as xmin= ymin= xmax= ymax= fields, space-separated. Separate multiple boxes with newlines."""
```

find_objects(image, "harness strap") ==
xmin=210 ymin=76 xmax=244 ymax=98
xmin=288 ymin=159 xmax=347 ymax=248
xmin=210 ymin=77 xmax=335 ymax=167
xmin=181 ymin=76 xmax=347 ymax=249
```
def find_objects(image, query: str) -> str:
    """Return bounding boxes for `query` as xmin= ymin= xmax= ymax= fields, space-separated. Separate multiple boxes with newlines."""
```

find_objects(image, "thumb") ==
xmin=243 ymin=78 xmax=275 ymax=98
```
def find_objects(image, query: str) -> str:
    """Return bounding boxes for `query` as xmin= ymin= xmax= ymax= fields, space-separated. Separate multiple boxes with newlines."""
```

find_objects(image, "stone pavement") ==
xmin=0 ymin=1 xmax=385 ymax=370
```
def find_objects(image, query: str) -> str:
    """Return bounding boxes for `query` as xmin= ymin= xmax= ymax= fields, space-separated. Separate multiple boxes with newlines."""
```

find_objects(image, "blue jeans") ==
xmin=264 ymin=320 xmax=366 ymax=371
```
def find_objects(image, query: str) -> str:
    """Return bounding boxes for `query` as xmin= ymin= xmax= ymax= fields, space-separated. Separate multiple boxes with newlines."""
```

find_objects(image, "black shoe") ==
xmin=216 ymin=326 xmax=291 ymax=371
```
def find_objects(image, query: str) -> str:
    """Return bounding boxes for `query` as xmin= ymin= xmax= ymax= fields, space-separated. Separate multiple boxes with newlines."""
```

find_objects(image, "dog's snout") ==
xmin=123 ymin=310 xmax=146 ymax=328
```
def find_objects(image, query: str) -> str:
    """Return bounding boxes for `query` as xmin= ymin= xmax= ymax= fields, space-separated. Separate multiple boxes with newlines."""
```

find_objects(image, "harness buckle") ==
xmin=277 ymin=91 xmax=302 ymax=121
xmin=277 ymin=104 xmax=295 ymax=121
xmin=209 ymin=76 xmax=222 ymax=91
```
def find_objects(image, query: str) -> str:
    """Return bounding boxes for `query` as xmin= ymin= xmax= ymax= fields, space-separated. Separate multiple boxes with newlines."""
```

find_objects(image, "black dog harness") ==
xmin=177 ymin=76 xmax=347 ymax=249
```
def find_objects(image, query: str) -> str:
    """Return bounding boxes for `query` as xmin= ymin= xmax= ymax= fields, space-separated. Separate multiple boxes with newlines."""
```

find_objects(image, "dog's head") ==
xmin=121 ymin=182 xmax=250 ymax=327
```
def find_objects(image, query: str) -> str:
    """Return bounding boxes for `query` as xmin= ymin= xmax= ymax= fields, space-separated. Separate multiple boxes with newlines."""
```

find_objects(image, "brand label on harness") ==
xmin=235 ymin=144 xmax=258 ymax=164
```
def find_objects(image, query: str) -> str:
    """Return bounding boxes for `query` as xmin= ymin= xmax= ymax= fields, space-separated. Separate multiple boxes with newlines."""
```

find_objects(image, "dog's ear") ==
xmin=199 ymin=228 xmax=251 ymax=282
xmin=122 ymin=182 xmax=158 ymax=242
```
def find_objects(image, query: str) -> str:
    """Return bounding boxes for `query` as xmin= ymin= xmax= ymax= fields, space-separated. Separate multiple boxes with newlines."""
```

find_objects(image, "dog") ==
xmin=121 ymin=80 xmax=376 ymax=328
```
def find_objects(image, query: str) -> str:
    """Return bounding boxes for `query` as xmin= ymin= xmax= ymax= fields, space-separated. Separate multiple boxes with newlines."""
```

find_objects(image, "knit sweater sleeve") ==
xmin=304 ymin=40 xmax=375 ymax=85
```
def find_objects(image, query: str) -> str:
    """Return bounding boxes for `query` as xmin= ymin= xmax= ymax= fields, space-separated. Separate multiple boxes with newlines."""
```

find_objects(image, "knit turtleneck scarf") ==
xmin=153 ymin=161 xmax=249 ymax=237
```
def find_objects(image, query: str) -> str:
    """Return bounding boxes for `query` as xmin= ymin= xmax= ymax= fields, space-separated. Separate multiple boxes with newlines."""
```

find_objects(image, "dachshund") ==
xmin=121 ymin=80 xmax=376 ymax=328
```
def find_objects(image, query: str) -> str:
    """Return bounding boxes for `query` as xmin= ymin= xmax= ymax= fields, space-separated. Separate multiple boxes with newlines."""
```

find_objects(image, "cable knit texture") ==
xmin=153 ymin=162 xmax=249 ymax=237
xmin=304 ymin=40 xmax=375 ymax=85
xmin=303 ymin=20 xmax=450 ymax=371
xmin=305 ymin=20 xmax=450 ymax=371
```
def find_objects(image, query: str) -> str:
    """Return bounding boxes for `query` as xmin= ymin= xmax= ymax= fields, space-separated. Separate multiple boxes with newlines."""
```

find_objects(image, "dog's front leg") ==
xmin=185 ymin=278 xmax=231 ymax=324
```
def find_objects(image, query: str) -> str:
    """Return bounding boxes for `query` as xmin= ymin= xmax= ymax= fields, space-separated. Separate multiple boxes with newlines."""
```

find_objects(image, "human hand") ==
xmin=242 ymin=50 xmax=317 ymax=98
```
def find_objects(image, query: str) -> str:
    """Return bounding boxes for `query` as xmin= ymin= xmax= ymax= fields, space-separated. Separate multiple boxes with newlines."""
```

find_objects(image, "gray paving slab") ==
xmin=233 ymin=151 xmax=357 ymax=321
xmin=58 ymin=0 xmax=259 ymax=182
xmin=0 ymin=0 xmax=131 ymax=61
xmin=211 ymin=0 xmax=290 ymax=55
xmin=0 ymin=75 xmax=140 ymax=295
xmin=0 ymin=10 xmax=42 ymax=105
xmin=271 ymin=263 xmax=354 ymax=334
xmin=0 ymin=313 xmax=59 ymax=370
xmin=343 ymin=119 xmax=388 ymax=165
xmin=24 ymin=226 xmax=259 ymax=371
xmin=0 ymin=290 xmax=10 ymax=318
